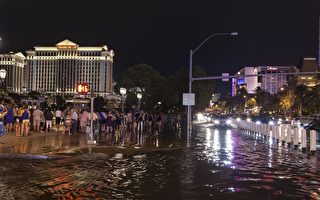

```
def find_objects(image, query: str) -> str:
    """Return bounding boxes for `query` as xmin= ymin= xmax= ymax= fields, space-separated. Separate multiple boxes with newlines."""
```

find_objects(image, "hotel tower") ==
xmin=0 ymin=52 xmax=25 ymax=93
xmin=25 ymin=39 xmax=115 ymax=97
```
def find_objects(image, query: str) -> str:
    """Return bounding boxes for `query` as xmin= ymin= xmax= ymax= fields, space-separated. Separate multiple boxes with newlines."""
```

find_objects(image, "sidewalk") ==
xmin=0 ymin=129 xmax=184 ymax=157
xmin=0 ymin=130 xmax=89 ymax=155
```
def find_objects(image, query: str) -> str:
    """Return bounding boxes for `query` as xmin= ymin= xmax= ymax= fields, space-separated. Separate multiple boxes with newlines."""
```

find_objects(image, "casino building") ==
xmin=0 ymin=52 xmax=25 ymax=93
xmin=25 ymin=39 xmax=115 ymax=97
xmin=232 ymin=65 xmax=297 ymax=96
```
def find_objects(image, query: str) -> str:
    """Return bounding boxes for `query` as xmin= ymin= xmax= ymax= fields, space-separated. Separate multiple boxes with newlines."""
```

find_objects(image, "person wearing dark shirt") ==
xmin=45 ymin=109 xmax=54 ymax=132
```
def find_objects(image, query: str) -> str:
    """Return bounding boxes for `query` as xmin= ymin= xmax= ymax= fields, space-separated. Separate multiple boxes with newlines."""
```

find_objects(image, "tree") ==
xmin=192 ymin=65 xmax=215 ymax=111
xmin=94 ymin=96 xmax=106 ymax=112
xmin=294 ymin=84 xmax=310 ymax=116
xmin=246 ymin=97 xmax=257 ymax=109
xmin=119 ymin=63 xmax=166 ymax=111
xmin=255 ymin=87 xmax=277 ymax=115
xmin=27 ymin=91 xmax=41 ymax=100
xmin=308 ymin=84 xmax=320 ymax=114
xmin=279 ymin=90 xmax=295 ymax=117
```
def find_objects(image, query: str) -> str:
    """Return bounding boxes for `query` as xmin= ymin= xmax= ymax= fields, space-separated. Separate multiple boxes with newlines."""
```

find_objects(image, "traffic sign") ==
xmin=183 ymin=93 xmax=195 ymax=105
xmin=222 ymin=73 xmax=229 ymax=82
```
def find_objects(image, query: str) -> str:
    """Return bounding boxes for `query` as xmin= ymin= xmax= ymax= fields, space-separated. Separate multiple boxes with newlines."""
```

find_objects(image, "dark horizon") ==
xmin=0 ymin=0 xmax=319 ymax=94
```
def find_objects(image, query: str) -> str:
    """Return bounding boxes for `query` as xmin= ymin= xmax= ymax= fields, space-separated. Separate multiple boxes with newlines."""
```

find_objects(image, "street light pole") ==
xmin=187 ymin=32 xmax=238 ymax=141
xmin=120 ymin=87 xmax=127 ymax=113
xmin=89 ymin=87 xmax=95 ymax=144
xmin=137 ymin=93 xmax=142 ymax=111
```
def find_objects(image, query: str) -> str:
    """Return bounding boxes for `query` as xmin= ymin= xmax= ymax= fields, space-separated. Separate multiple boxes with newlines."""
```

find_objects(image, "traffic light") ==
xmin=76 ymin=83 xmax=89 ymax=94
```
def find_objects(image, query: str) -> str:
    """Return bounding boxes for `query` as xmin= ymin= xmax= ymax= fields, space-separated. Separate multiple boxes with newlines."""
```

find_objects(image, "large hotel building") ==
xmin=232 ymin=66 xmax=298 ymax=96
xmin=24 ymin=39 xmax=115 ymax=97
xmin=0 ymin=52 xmax=25 ymax=93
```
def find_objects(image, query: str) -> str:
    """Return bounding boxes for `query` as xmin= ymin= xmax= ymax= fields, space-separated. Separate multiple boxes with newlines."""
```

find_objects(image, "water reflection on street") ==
xmin=0 ymin=124 xmax=320 ymax=199
xmin=0 ymin=127 xmax=183 ymax=154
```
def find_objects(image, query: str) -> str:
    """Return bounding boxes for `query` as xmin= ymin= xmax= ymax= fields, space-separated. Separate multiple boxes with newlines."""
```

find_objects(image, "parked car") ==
xmin=293 ymin=116 xmax=314 ymax=127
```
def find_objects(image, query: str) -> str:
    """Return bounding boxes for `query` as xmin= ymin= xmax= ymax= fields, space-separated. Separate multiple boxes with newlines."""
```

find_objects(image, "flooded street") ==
xmin=0 ymin=124 xmax=320 ymax=199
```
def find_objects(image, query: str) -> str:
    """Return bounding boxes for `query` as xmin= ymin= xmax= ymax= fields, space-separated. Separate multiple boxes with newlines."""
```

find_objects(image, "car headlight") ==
xmin=214 ymin=120 xmax=220 ymax=124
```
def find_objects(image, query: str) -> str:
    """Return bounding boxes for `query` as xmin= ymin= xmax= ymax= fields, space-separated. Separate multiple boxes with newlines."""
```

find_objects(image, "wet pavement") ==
xmin=0 ymin=123 xmax=320 ymax=199
xmin=0 ymin=127 xmax=184 ymax=156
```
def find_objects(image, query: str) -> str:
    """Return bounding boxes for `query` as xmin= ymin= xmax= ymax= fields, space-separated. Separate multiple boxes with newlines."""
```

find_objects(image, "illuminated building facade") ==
xmin=232 ymin=66 xmax=296 ymax=96
xmin=25 ymin=39 xmax=115 ymax=97
xmin=0 ymin=52 xmax=25 ymax=92
xmin=298 ymin=57 xmax=319 ymax=87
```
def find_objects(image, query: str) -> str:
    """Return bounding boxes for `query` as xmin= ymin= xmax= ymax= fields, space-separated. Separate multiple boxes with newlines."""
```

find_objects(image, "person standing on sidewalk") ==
xmin=5 ymin=103 xmax=14 ymax=133
xmin=15 ymin=105 xmax=23 ymax=137
xmin=0 ymin=108 xmax=7 ymax=137
xmin=32 ymin=107 xmax=43 ymax=133
xmin=64 ymin=110 xmax=72 ymax=135
xmin=21 ymin=107 xmax=30 ymax=137
xmin=55 ymin=109 xmax=62 ymax=131
xmin=45 ymin=109 xmax=54 ymax=132
xmin=71 ymin=109 xmax=78 ymax=134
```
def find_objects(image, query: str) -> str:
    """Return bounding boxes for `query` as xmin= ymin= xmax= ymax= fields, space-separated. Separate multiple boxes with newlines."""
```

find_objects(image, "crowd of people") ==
xmin=0 ymin=102 xmax=183 ymax=138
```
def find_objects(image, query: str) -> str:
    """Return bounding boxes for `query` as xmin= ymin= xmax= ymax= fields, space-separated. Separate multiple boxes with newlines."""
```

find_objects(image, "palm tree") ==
xmin=294 ymin=84 xmax=309 ymax=116
xmin=279 ymin=90 xmax=295 ymax=117
xmin=308 ymin=84 xmax=320 ymax=114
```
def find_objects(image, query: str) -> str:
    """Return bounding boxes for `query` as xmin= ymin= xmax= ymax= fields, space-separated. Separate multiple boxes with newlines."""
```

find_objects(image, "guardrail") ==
xmin=233 ymin=119 xmax=316 ymax=153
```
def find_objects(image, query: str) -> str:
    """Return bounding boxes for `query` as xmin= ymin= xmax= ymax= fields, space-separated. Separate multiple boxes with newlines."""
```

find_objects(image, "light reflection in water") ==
xmin=268 ymin=136 xmax=273 ymax=146
xmin=205 ymin=128 xmax=211 ymax=148
xmin=268 ymin=148 xmax=273 ymax=168
xmin=224 ymin=129 xmax=234 ymax=166
xmin=0 ymin=124 xmax=320 ymax=199
xmin=213 ymin=129 xmax=220 ymax=150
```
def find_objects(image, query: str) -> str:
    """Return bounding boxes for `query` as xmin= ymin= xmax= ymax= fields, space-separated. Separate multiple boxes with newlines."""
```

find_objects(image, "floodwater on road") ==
xmin=0 ymin=123 xmax=319 ymax=199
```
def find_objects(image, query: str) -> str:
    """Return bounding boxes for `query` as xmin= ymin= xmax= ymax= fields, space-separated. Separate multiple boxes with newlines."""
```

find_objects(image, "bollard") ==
xmin=301 ymin=128 xmax=307 ymax=150
xmin=310 ymin=130 xmax=317 ymax=152
xmin=265 ymin=124 xmax=269 ymax=137
xmin=281 ymin=125 xmax=286 ymax=143
xmin=262 ymin=124 xmax=268 ymax=137
xmin=293 ymin=127 xmax=298 ymax=148
xmin=272 ymin=126 xmax=276 ymax=139
xmin=275 ymin=126 xmax=279 ymax=140
xmin=260 ymin=124 xmax=264 ymax=136
xmin=286 ymin=126 xmax=292 ymax=145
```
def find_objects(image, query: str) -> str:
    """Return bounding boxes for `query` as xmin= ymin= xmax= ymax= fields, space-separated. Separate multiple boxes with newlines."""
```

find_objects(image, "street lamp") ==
xmin=158 ymin=101 xmax=161 ymax=111
xmin=120 ymin=87 xmax=127 ymax=113
xmin=187 ymin=32 xmax=238 ymax=140
xmin=137 ymin=93 xmax=142 ymax=110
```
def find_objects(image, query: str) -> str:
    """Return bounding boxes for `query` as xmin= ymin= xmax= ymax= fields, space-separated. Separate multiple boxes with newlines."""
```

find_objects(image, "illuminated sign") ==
xmin=238 ymin=78 xmax=245 ymax=85
xmin=267 ymin=66 xmax=278 ymax=70
xmin=76 ymin=83 xmax=89 ymax=94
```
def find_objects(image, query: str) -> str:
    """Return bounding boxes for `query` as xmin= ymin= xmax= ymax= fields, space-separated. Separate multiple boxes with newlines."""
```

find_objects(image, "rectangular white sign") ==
xmin=183 ymin=93 xmax=195 ymax=105
xmin=222 ymin=73 xmax=229 ymax=82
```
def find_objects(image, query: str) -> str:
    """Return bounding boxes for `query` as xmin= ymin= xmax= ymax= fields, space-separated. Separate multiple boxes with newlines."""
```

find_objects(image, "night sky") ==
xmin=0 ymin=0 xmax=319 ymax=93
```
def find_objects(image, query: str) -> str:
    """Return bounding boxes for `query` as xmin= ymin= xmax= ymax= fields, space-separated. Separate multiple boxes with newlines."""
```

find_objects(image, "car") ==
xmin=293 ymin=116 xmax=313 ymax=127
xmin=211 ymin=115 xmax=233 ymax=128
xmin=304 ymin=119 xmax=320 ymax=131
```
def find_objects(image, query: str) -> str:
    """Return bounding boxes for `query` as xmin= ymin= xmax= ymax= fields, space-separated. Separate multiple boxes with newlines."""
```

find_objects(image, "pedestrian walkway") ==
xmin=0 ymin=131 xmax=88 ymax=155
xmin=0 ymin=128 xmax=184 ymax=156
